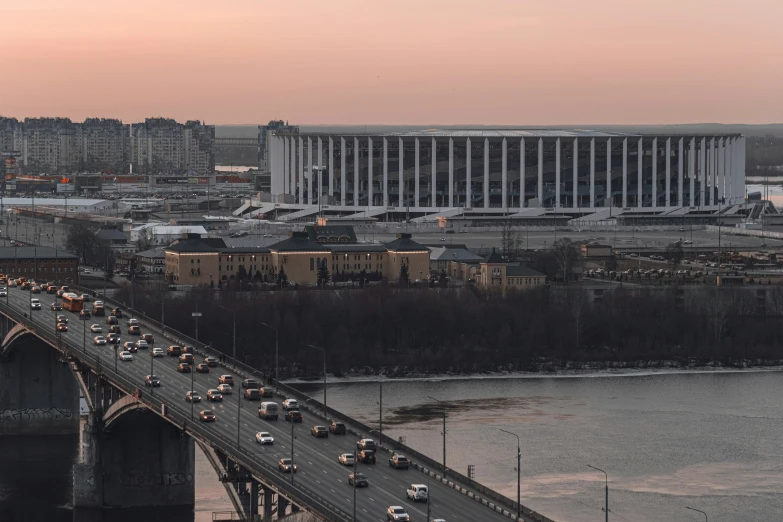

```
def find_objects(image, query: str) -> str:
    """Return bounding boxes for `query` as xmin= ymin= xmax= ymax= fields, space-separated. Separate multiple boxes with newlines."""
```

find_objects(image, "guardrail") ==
xmin=64 ymin=285 xmax=552 ymax=522
xmin=0 ymin=299 xmax=351 ymax=522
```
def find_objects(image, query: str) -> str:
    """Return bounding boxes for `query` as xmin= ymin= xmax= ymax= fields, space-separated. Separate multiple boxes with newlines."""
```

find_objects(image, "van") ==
xmin=258 ymin=402 xmax=279 ymax=420
xmin=406 ymin=484 xmax=428 ymax=502
xmin=244 ymin=389 xmax=261 ymax=400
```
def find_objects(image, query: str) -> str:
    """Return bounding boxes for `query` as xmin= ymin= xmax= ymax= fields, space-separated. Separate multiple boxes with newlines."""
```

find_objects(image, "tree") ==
xmin=605 ymin=255 xmax=618 ymax=273
xmin=236 ymin=265 xmax=248 ymax=282
xmin=551 ymin=238 xmax=582 ymax=284
xmin=277 ymin=266 xmax=289 ymax=288
xmin=254 ymin=270 xmax=262 ymax=282
xmin=136 ymin=227 xmax=155 ymax=252
xmin=438 ymin=269 xmax=448 ymax=288
xmin=104 ymin=251 xmax=115 ymax=280
xmin=399 ymin=263 xmax=409 ymax=285
xmin=500 ymin=219 xmax=523 ymax=261
xmin=317 ymin=259 xmax=330 ymax=288
xmin=66 ymin=224 xmax=95 ymax=264
xmin=666 ymin=242 xmax=684 ymax=270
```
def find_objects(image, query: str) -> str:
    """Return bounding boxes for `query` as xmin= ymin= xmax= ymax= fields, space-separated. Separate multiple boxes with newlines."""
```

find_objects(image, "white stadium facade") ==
xmin=239 ymin=130 xmax=746 ymax=223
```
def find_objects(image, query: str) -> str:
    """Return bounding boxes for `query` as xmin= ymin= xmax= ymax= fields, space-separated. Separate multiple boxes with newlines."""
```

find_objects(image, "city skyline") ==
xmin=2 ymin=0 xmax=782 ymax=125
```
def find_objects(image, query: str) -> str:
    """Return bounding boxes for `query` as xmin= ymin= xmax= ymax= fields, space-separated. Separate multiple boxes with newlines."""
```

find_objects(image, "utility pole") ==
xmin=500 ymin=429 xmax=521 ymax=521
xmin=352 ymin=450 xmax=358 ymax=522
xmin=379 ymin=381 xmax=383 ymax=446
xmin=587 ymin=465 xmax=609 ymax=522
xmin=428 ymin=395 xmax=447 ymax=473
xmin=262 ymin=322 xmax=279 ymax=393
xmin=290 ymin=417 xmax=295 ymax=486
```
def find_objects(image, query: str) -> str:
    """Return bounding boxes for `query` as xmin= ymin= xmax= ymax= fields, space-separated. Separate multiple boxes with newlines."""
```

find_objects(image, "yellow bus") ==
xmin=62 ymin=293 xmax=84 ymax=312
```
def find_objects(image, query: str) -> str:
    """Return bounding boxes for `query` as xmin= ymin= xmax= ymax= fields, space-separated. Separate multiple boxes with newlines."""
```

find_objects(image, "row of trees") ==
xmin=114 ymin=283 xmax=783 ymax=378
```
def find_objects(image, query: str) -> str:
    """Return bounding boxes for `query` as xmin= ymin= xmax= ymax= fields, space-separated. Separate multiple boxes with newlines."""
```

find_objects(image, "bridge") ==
xmin=216 ymin=138 xmax=258 ymax=148
xmin=0 ymin=284 xmax=554 ymax=522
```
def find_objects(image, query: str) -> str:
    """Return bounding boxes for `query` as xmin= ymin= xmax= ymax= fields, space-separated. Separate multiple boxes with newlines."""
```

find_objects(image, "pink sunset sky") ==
xmin=1 ymin=0 xmax=781 ymax=125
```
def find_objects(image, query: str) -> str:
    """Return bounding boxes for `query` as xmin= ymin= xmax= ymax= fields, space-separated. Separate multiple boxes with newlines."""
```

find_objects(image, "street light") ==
xmin=190 ymin=363 xmax=195 ymax=420
xmin=218 ymin=304 xmax=236 ymax=365
xmin=427 ymin=395 xmax=447 ymax=473
xmin=499 ymin=429 xmax=521 ymax=521
xmin=587 ymin=465 xmax=609 ymax=522
xmin=308 ymin=344 xmax=327 ymax=419
xmin=261 ymin=322 xmax=279 ymax=393
xmin=685 ymin=506 xmax=708 ymax=522
xmin=290 ymin=414 xmax=295 ymax=486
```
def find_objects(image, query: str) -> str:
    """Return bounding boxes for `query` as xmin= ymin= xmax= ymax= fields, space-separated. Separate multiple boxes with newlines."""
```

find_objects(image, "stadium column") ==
xmin=589 ymin=138 xmax=595 ymax=208
xmin=484 ymin=138 xmax=490 ymax=209
xmin=665 ymin=138 xmax=671 ymax=208
xmin=399 ymin=137 xmax=404 ymax=208
xmin=449 ymin=138 xmax=455 ymax=207
xmin=354 ymin=137 xmax=359 ymax=207
xmin=572 ymin=138 xmax=578 ymax=209
xmin=291 ymin=135 xmax=296 ymax=197
xmin=606 ymin=138 xmax=612 ymax=209
xmin=555 ymin=138 xmax=561 ymax=209
xmin=637 ymin=138 xmax=643 ymax=208
xmin=466 ymin=138 xmax=472 ymax=209
xmin=537 ymin=138 xmax=543 ymax=204
xmin=725 ymin=137 xmax=732 ymax=203
xmin=431 ymin=138 xmax=437 ymax=208
xmin=739 ymin=137 xmax=746 ymax=201
xmin=328 ymin=137 xmax=334 ymax=199
xmin=718 ymin=138 xmax=724 ymax=204
xmin=307 ymin=137 xmax=313 ymax=205
xmin=652 ymin=138 xmax=657 ymax=208
xmin=383 ymin=137 xmax=388 ymax=208
xmin=689 ymin=138 xmax=696 ymax=207
xmin=368 ymin=137 xmax=373 ymax=207
xmin=414 ymin=138 xmax=420 ymax=208
xmin=678 ymin=138 xmax=684 ymax=207
xmin=501 ymin=138 xmax=507 ymax=210
xmin=341 ymin=137 xmax=346 ymax=206
xmin=283 ymin=137 xmax=289 ymax=200
xmin=520 ymin=138 xmax=525 ymax=208
xmin=318 ymin=137 xmax=323 ymax=205
xmin=699 ymin=137 xmax=706 ymax=207
xmin=298 ymin=137 xmax=304 ymax=204
xmin=711 ymin=138 xmax=717 ymax=205
xmin=623 ymin=139 xmax=632 ymax=207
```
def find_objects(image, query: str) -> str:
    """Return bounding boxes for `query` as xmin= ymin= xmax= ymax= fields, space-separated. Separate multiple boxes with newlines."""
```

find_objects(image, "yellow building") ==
xmin=164 ymin=226 xmax=430 ymax=286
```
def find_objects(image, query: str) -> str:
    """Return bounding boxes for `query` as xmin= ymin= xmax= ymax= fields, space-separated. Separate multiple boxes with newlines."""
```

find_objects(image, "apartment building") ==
xmin=81 ymin=118 xmax=131 ymax=174
xmin=22 ymin=118 xmax=81 ymax=174
xmin=132 ymin=118 xmax=215 ymax=176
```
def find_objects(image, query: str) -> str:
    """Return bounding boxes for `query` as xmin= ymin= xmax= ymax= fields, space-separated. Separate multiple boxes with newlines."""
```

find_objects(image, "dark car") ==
xmin=177 ymin=363 xmax=191 ymax=373
xmin=285 ymin=410 xmax=303 ymax=423
xmin=56 ymin=323 xmax=68 ymax=332
xmin=185 ymin=391 xmax=201 ymax=403
xmin=357 ymin=438 xmax=377 ymax=452
xmin=80 ymin=310 xmax=91 ymax=319
xmin=207 ymin=389 xmax=223 ymax=402
xmin=260 ymin=387 xmax=274 ymax=398
xmin=278 ymin=458 xmax=297 ymax=473
xmin=167 ymin=345 xmax=182 ymax=357
xmin=329 ymin=421 xmax=346 ymax=435
xmin=348 ymin=472 xmax=369 ymax=488
xmin=141 ymin=333 xmax=154 ymax=345
xmin=107 ymin=334 xmax=121 ymax=345
xmin=108 ymin=325 xmax=122 ymax=334
xmin=199 ymin=410 xmax=216 ymax=422
xmin=242 ymin=379 xmax=260 ymax=389
xmin=182 ymin=345 xmax=194 ymax=354
xmin=310 ymin=425 xmax=328 ymax=438
xmin=123 ymin=341 xmax=137 ymax=353
xmin=179 ymin=353 xmax=194 ymax=366
xmin=243 ymin=388 xmax=261 ymax=400
xmin=56 ymin=315 xmax=68 ymax=324
xmin=204 ymin=356 xmax=218 ymax=367
xmin=218 ymin=375 xmax=234 ymax=385
xmin=50 ymin=302 xmax=62 ymax=311
xmin=195 ymin=363 xmax=210 ymax=373
xmin=106 ymin=316 xmax=118 ymax=325
xmin=128 ymin=325 xmax=141 ymax=335
xmin=111 ymin=308 xmax=123 ymax=318
xmin=359 ymin=450 xmax=376 ymax=464
xmin=145 ymin=375 xmax=161 ymax=387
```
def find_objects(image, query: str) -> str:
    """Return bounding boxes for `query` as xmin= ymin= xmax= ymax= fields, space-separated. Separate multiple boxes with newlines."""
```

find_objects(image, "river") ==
xmin=292 ymin=370 xmax=783 ymax=522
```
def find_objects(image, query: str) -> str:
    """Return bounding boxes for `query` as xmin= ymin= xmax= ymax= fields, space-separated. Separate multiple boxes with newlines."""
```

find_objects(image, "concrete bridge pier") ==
xmin=263 ymin=485 xmax=274 ymax=519
xmin=279 ymin=496 xmax=289 ymax=516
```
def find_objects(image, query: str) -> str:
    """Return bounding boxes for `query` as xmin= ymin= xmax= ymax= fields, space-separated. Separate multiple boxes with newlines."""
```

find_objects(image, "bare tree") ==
xmin=500 ymin=219 xmax=523 ymax=261
xmin=136 ymin=227 xmax=155 ymax=251
xmin=666 ymin=242 xmax=684 ymax=271
xmin=551 ymin=238 xmax=582 ymax=284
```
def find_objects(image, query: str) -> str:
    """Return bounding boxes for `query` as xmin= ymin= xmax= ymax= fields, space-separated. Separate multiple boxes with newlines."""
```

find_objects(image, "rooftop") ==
xmin=506 ymin=264 xmax=546 ymax=277
xmin=384 ymin=233 xmax=429 ymax=252
xmin=135 ymin=248 xmax=166 ymax=259
xmin=276 ymin=128 xmax=743 ymax=139
xmin=0 ymin=247 xmax=78 ymax=260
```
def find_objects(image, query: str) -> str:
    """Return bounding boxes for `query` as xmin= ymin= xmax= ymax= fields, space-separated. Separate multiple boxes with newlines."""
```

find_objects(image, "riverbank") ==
xmin=284 ymin=359 xmax=783 ymax=385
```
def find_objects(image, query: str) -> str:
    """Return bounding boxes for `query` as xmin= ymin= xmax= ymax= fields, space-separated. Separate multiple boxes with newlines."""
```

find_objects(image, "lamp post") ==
xmin=236 ymin=379 xmax=242 ymax=450
xmin=218 ymin=304 xmax=236 ymax=365
xmin=499 ymin=429 xmax=521 ymax=521
xmin=290 ymin=415 xmax=295 ymax=486
xmin=261 ymin=322 xmax=278 ymax=393
xmin=685 ymin=506 xmax=708 ymax=522
xmin=150 ymin=343 xmax=155 ymax=396
xmin=587 ymin=465 xmax=609 ymax=522
xmin=352 ymin=450 xmax=358 ymax=522
xmin=82 ymin=312 xmax=86 ymax=353
xmin=308 ymin=344 xmax=327 ymax=419
xmin=378 ymin=382 xmax=383 ymax=446
xmin=427 ymin=396 xmax=447 ymax=473
xmin=113 ymin=344 xmax=118 ymax=373
xmin=190 ymin=363 xmax=195 ymax=420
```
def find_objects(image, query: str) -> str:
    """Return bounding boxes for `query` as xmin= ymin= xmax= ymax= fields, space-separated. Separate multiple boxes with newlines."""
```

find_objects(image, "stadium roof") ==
xmin=278 ymin=129 xmax=636 ymax=138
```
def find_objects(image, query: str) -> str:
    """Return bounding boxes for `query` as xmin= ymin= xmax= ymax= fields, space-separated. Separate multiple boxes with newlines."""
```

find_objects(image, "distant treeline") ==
xmin=116 ymin=284 xmax=783 ymax=377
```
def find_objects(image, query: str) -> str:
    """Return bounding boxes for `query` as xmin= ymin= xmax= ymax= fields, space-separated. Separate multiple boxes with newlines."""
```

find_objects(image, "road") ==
xmin=1 ymin=285 xmax=519 ymax=522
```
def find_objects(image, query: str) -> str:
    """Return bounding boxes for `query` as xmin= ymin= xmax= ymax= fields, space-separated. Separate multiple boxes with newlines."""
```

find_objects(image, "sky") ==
xmin=1 ymin=0 xmax=782 ymax=125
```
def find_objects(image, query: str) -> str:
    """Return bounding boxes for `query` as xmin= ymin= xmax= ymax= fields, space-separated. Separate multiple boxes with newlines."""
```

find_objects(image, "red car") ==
xmin=199 ymin=410 xmax=216 ymax=422
xmin=56 ymin=323 xmax=68 ymax=332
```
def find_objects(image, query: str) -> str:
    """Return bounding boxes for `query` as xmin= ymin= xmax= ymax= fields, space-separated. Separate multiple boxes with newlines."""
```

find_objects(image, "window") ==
xmin=310 ymin=258 xmax=314 ymax=271
xmin=191 ymin=259 xmax=194 ymax=264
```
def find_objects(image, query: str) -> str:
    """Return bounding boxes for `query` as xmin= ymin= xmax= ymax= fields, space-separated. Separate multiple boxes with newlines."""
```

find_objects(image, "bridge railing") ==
xmin=0 ymin=300 xmax=351 ymax=522
xmin=67 ymin=285 xmax=550 ymax=521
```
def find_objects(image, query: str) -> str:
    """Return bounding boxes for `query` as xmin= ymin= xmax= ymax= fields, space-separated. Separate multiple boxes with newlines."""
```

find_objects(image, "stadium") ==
xmin=238 ymin=130 xmax=746 ymax=224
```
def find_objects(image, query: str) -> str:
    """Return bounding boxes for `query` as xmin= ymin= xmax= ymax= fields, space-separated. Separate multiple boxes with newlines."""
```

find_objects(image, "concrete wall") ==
xmin=0 ymin=335 xmax=80 ymax=435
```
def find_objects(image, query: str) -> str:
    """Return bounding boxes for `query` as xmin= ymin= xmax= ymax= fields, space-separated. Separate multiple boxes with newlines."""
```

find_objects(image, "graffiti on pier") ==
xmin=0 ymin=408 xmax=74 ymax=421
xmin=116 ymin=473 xmax=194 ymax=488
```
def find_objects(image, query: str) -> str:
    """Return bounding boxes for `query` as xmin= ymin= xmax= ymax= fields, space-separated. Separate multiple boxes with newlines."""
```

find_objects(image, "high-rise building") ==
xmin=81 ymin=118 xmax=131 ymax=174
xmin=183 ymin=120 xmax=215 ymax=175
xmin=0 ymin=117 xmax=23 ymax=154
xmin=22 ymin=117 xmax=81 ymax=174
xmin=132 ymin=118 xmax=215 ymax=175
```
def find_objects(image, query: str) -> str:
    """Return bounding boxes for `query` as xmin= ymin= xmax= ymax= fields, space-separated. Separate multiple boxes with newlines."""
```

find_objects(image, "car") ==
xmin=56 ymin=323 xmax=68 ymax=332
xmin=440 ymin=237 xmax=446 ymax=242
xmin=0 ymin=288 xmax=6 ymax=297
xmin=359 ymin=449 xmax=376 ymax=464
xmin=218 ymin=375 xmax=234 ymax=385
xmin=182 ymin=345 xmax=194 ymax=354
xmin=127 ymin=318 xmax=140 ymax=327
xmin=56 ymin=315 xmax=68 ymax=324
xmin=207 ymin=389 xmax=223 ymax=402
xmin=311 ymin=425 xmax=328 ymax=438
xmin=107 ymin=334 xmax=121 ymax=345
xmin=285 ymin=410 xmax=303 ymax=423
xmin=128 ymin=325 xmax=141 ymax=335
xmin=145 ymin=375 xmax=161 ymax=387
xmin=141 ymin=333 xmax=154 ymax=345
xmin=242 ymin=378 xmax=260 ymax=389
xmin=282 ymin=399 xmax=299 ymax=411
xmin=105 ymin=315 xmax=118 ymax=325
xmin=217 ymin=383 xmax=232 ymax=394
xmin=244 ymin=388 xmax=261 ymax=400
xmin=31 ymin=286 xmax=41 ymax=294
xmin=278 ymin=458 xmax=297 ymax=473
xmin=50 ymin=302 xmax=62 ymax=311
xmin=348 ymin=472 xmax=368 ymax=488
xmin=406 ymin=484 xmax=428 ymax=502
xmin=123 ymin=341 xmax=136 ymax=350
xmin=83 ymin=269 xmax=91 ymax=274
xmin=108 ymin=325 xmax=122 ymax=334
xmin=204 ymin=356 xmax=218 ymax=367
xmin=136 ymin=340 xmax=149 ymax=349
xmin=255 ymin=431 xmax=274 ymax=445
xmin=357 ymin=438 xmax=377 ymax=451
xmin=90 ymin=324 xmax=102 ymax=333
xmin=329 ymin=421 xmax=346 ymax=435
xmin=185 ymin=391 xmax=201 ymax=402
xmin=111 ymin=308 xmax=123 ymax=318
xmin=338 ymin=453 xmax=355 ymax=466
xmin=199 ymin=410 xmax=216 ymax=422
xmin=386 ymin=506 xmax=410 ymax=521
xmin=152 ymin=347 xmax=165 ymax=357
xmin=119 ymin=351 xmax=133 ymax=361
xmin=259 ymin=387 xmax=275 ymax=398
xmin=167 ymin=345 xmax=182 ymax=356
xmin=93 ymin=336 xmax=107 ymax=346
xmin=80 ymin=309 xmax=91 ymax=319
xmin=30 ymin=299 xmax=41 ymax=310
xmin=389 ymin=454 xmax=409 ymax=469
xmin=195 ymin=363 xmax=209 ymax=373
xmin=177 ymin=363 xmax=191 ymax=373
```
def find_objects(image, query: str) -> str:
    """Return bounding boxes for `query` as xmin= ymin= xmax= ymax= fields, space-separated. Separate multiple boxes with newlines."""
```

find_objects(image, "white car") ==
xmin=83 ymin=269 xmax=91 ymax=274
xmin=30 ymin=299 xmax=41 ymax=310
xmin=119 ymin=351 xmax=133 ymax=361
xmin=90 ymin=324 xmax=102 ymax=333
xmin=136 ymin=339 xmax=149 ymax=349
xmin=152 ymin=347 xmax=165 ymax=357
xmin=127 ymin=318 xmax=140 ymax=327
xmin=255 ymin=432 xmax=274 ymax=445
xmin=0 ymin=288 xmax=6 ymax=297
xmin=217 ymin=383 xmax=232 ymax=395
xmin=282 ymin=399 xmax=298 ymax=411
xmin=94 ymin=336 xmax=107 ymax=345
xmin=338 ymin=453 xmax=355 ymax=466
xmin=386 ymin=506 xmax=410 ymax=521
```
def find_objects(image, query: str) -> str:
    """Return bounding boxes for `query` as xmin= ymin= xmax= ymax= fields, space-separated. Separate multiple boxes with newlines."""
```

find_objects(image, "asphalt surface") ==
xmin=1 ymin=285 xmax=518 ymax=522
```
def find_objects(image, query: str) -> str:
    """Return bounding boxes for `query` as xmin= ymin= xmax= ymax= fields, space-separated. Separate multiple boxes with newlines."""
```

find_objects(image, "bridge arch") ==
xmin=102 ymin=394 xmax=147 ymax=432
xmin=1 ymin=322 xmax=36 ymax=358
